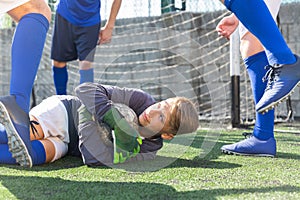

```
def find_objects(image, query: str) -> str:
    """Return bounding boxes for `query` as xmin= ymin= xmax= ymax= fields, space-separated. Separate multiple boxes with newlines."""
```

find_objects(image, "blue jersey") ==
xmin=57 ymin=0 xmax=101 ymax=27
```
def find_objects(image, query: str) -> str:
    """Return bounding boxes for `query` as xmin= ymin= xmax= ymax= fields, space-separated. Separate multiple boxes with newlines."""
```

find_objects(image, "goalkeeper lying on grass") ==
xmin=0 ymin=82 xmax=199 ymax=167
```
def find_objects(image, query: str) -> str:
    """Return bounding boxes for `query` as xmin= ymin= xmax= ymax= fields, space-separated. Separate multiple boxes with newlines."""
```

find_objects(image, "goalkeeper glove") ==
xmin=103 ymin=106 xmax=142 ymax=164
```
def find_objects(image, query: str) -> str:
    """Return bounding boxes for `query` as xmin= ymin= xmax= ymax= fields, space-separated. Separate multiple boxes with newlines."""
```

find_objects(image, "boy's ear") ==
xmin=161 ymin=133 xmax=174 ymax=140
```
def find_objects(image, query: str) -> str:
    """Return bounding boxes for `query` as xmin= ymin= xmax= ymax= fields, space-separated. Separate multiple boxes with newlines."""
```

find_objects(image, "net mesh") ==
xmin=0 ymin=0 xmax=298 ymax=128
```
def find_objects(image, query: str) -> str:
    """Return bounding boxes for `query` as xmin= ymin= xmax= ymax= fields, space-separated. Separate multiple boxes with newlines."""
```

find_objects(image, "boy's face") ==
xmin=138 ymin=98 xmax=174 ymax=138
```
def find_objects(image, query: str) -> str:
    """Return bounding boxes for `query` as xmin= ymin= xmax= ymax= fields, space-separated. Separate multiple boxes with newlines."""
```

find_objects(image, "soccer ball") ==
xmin=98 ymin=103 xmax=138 ymax=146
xmin=114 ymin=103 xmax=138 ymax=130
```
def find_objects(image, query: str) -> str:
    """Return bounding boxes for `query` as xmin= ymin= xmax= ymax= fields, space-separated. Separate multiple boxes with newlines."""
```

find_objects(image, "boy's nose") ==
xmin=149 ymin=109 xmax=159 ymax=116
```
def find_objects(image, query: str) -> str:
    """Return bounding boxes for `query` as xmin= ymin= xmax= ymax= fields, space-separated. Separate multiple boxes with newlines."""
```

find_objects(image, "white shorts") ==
xmin=239 ymin=0 xmax=281 ymax=39
xmin=29 ymin=95 xmax=70 ymax=144
xmin=0 ymin=0 xmax=30 ymax=14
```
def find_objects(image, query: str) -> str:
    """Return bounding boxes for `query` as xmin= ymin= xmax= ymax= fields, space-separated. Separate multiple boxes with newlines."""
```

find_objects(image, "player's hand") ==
xmin=216 ymin=14 xmax=239 ymax=40
xmin=113 ymin=135 xmax=142 ymax=164
xmin=98 ymin=26 xmax=113 ymax=45
xmin=112 ymin=119 xmax=143 ymax=164
xmin=103 ymin=107 xmax=142 ymax=164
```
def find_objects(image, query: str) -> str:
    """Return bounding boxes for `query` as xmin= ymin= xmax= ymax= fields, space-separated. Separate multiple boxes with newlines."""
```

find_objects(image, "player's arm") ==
xmin=216 ymin=13 xmax=239 ymax=40
xmin=75 ymin=82 xmax=153 ymax=121
xmin=99 ymin=0 xmax=122 ymax=44
xmin=75 ymin=82 xmax=113 ymax=122
xmin=75 ymin=83 xmax=142 ymax=164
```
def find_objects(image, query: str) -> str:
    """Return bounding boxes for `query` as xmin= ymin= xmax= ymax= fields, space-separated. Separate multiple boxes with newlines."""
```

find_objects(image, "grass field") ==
xmin=0 ymin=124 xmax=299 ymax=200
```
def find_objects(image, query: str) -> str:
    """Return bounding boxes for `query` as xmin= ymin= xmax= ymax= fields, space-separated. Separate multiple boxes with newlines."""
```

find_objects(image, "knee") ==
xmin=7 ymin=0 xmax=52 ymax=23
xmin=32 ymin=0 xmax=52 ymax=22
xmin=53 ymin=60 xmax=67 ymax=68
xmin=40 ymin=6 xmax=52 ymax=23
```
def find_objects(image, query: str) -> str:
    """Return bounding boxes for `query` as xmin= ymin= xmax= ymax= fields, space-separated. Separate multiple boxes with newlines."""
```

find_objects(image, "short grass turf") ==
xmin=0 ymin=126 xmax=299 ymax=200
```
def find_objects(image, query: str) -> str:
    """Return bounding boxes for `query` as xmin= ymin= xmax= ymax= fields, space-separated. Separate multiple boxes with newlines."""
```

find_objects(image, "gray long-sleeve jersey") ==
xmin=74 ymin=82 xmax=164 ymax=167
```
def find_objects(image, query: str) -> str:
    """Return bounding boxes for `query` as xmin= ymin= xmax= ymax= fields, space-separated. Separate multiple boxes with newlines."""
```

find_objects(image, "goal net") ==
xmin=0 ymin=0 xmax=298 ymax=129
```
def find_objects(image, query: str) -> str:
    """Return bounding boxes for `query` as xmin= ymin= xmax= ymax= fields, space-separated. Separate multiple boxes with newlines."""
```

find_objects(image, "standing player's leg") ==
xmin=221 ymin=52 xmax=276 ymax=156
xmin=8 ymin=0 xmax=51 ymax=113
xmin=0 ymin=0 xmax=51 ymax=167
xmin=221 ymin=0 xmax=280 ymax=157
xmin=52 ymin=61 xmax=69 ymax=95
xmin=51 ymin=13 xmax=72 ymax=95
xmin=76 ymin=22 xmax=100 ymax=84
xmin=51 ymin=14 xmax=99 ymax=94
xmin=79 ymin=61 xmax=94 ymax=84
xmin=220 ymin=0 xmax=300 ymax=113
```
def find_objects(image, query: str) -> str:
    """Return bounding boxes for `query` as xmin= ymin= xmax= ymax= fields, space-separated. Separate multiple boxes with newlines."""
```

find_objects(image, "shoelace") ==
xmin=242 ymin=132 xmax=253 ymax=139
xmin=262 ymin=64 xmax=282 ymax=91
xmin=30 ymin=120 xmax=40 ymax=139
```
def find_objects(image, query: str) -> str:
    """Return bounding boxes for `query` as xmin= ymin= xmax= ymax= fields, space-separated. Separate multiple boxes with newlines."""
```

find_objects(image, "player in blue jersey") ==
xmin=217 ymin=0 xmax=281 ymax=157
xmin=0 ymin=83 xmax=199 ymax=167
xmin=51 ymin=0 xmax=122 ymax=95
xmin=0 ymin=0 xmax=51 ymax=167
xmin=220 ymin=0 xmax=300 ymax=114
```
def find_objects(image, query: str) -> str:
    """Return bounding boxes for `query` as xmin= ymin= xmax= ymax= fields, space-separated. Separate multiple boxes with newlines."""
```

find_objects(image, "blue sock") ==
xmin=79 ymin=68 xmax=94 ymax=84
xmin=31 ymin=140 xmax=46 ymax=165
xmin=244 ymin=52 xmax=274 ymax=140
xmin=224 ymin=0 xmax=296 ymax=65
xmin=10 ymin=13 xmax=49 ymax=113
xmin=0 ymin=124 xmax=8 ymax=144
xmin=53 ymin=65 xmax=68 ymax=95
xmin=0 ymin=144 xmax=17 ymax=164
xmin=0 ymin=140 xmax=46 ymax=165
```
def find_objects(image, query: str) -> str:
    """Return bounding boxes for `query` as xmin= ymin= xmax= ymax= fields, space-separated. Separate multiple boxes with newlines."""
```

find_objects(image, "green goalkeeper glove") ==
xmin=103 ymin=106 xmax=142 ymax=164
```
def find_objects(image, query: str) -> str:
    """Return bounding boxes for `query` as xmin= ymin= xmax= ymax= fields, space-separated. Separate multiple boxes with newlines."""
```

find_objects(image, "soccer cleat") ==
xmin=256 ymin=55 xmax=300 ymax=113
xmin=221 ymin=136 xmax=276 ymax=157
xmin=0 ymin=96 xmax=33 ymax=167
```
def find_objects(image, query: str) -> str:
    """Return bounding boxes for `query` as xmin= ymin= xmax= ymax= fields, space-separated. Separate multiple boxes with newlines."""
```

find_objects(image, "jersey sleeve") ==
xmin=75 ymin=82 xmax=156 ymax=122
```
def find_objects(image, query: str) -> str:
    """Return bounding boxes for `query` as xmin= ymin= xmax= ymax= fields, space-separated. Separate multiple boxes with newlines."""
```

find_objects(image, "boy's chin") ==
xmin=139 ymin=127 xmax=160 ymax=139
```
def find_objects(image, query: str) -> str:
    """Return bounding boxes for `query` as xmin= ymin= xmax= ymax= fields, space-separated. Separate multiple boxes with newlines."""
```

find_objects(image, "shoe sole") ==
xmin=257 ymin=81 xmax=300 ymax=114
xmin=221 ymin=149 xmax=275 ymax=158
xmin=0 ymin=102 xmax=32 ymax=167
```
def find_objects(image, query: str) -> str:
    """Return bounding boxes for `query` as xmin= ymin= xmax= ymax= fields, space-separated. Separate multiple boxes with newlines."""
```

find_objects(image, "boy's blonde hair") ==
xmin=167 ymin=97 xmax=199 ymax=135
